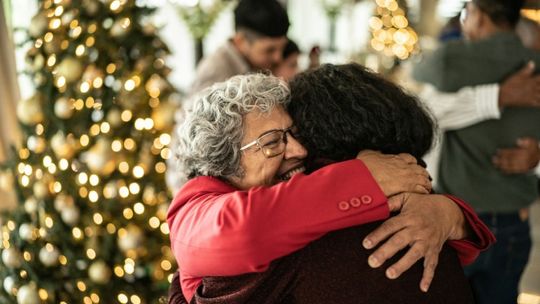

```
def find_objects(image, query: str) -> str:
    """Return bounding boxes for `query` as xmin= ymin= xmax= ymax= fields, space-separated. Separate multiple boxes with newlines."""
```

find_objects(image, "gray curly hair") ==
xmin=175 ymin=73 xmax=290 ymax=181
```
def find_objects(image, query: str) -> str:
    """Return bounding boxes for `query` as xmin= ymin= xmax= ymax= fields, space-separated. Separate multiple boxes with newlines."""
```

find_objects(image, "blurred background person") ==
xmin=413 ymin=0 xmax=540 ymax=303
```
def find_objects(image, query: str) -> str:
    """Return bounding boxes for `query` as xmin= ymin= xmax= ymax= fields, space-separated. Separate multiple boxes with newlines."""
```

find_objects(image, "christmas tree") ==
xmin=0 ymin=0 xmax=178 ymax=303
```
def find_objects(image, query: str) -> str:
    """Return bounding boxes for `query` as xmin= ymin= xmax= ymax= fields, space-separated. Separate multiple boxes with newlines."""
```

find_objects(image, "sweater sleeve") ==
xmin=444 ymin=195 xmax=496 ymax=265
xmin=169 ymin=159 xmax=389 ymax=277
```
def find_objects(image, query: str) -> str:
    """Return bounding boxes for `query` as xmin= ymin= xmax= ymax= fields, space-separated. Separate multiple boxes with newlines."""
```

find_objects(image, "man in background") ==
xmin=189 ymin=0 xmax=289 ymax=96
xmin=414 ymin=1 xmax=540 ymax=303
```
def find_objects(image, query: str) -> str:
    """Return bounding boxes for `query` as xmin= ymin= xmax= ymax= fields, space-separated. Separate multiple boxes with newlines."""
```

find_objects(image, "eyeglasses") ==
xmin=240 ymin=127 xmax=298 ymax=158
xmin=459 ymin=7 xmax=468 ymax=25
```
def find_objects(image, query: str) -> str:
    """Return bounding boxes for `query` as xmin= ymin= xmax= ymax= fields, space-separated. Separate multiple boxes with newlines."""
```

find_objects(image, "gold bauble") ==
xmin=54 ymin=97 xmax=74 ymax=119
xmin=38 ymin=245 xmax=60 ymax=267
xmin=51 ymin=132 xmax=77 ymax=159
xmin=89 ymin=260 xmax=112 ymax=284
xmin=28 ymin=13 xmax=48 ymax=38
xmin=33 ymin=181 xmax=50 ymax=199
xmin=81 ymin=138 xmax=116 ymax=175
xmin=27 ymin=136 xmax=46 ymax=153
xmin=107 ymin=108 xmax=122 ymax=127
xmin=110 ymin=19 xmax=131 ymax=38
xmin=60 ymin=206 xmax=80 ymax=226
xmin=24 ymin=197 xmax=39 ymax=214
xmin=118 ymin=224 xmax=144 ymax=252
xmin=152 ymin=102 xmax=176 ymax=131
xmin=55 ymin=57 xmax=83 ymax=83
xmin=17 ymin=93 xmax=44 ymax=125
xmin=1 ymin=247 xmax=22 ymax=268
xmin=82 ymin=65 xmax=104 ymax=83
xmin=17 ymin=284 xmax=39 ymax=304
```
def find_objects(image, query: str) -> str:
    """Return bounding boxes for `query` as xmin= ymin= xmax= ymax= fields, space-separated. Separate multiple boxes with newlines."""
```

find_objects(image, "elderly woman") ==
xmin=167 ymin=73 xmax=493 ymax=303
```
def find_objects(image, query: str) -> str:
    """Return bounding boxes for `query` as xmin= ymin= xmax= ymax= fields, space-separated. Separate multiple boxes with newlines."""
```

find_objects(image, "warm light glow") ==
xmin=117 ymin=293 xmax=128 ymax=304
xmin=160 ymin=223 xmax=169 ymax=235
xmin=130 ymin=295 xmax=141 ymax=304
xmin=123 ymin=208 xmax=134 ymax=219
xmin=80 ymin=134 xmax=90 ymax=146
xmin=114 ymin=266 xmax=125 ymax=277
xmin=161 ymin=260 xmax=172 ymax=271
xmin=89 ymin=190 xmax=99 ymax=203
xmin=133 ymin=202 xmax=144 ymax=214
xmin=133 ymin=166 xmax=145 ymax=178
xmin=45 ymin=216 xmax=54 ymax=228
xmin=78 ymin=172 xmax=88 ymax=184
xmin=75 ymin=44 xmax=85 ymax=56
xmin=39 ymin=288 xmax=49 ymax=300
xmin=130 ymin=183 xmax=141 ymax=195
xmin=124 ymin=79 xmax=136 ymax=91
xmin=124 ymin=138 xmax=136 ymax=150
xmin=93 ymin=213 xmax=103 ymax=225
xmin=89 ymin=174 xmax=100 ymax=186
xmin=77 ymin=281 xmax=87 ymax=292
xmin=149 ymin=217 xmax=160 ymax=229
xmin=100 ymin=122 xmax=111 ymax=133
xmin=87 ymin=248 xmax=96 ymax=259
xmin=72 ymin=227 xmax=83 ymax=239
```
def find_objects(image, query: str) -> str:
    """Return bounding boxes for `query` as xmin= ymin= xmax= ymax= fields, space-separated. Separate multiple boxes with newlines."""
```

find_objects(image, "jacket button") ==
xmin=338 ymin=201 xmax=350 ymax=211
xmin=361 ymin=195 xmax=373 ymax=205
xmin=350 ymin=197 xmax=361 ymax=207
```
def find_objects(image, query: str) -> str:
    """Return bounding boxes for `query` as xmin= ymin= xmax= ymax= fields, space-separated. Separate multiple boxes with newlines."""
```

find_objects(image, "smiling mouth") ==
xmin=279 ymin=166 xmax=306 ymax=181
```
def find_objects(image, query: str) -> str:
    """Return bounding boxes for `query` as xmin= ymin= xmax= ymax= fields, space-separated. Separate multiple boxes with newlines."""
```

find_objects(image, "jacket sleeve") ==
xmin=170 ymin=159 xmax=389 ymax=277
xmin=445 ymin=195 xmax=496 ymax=265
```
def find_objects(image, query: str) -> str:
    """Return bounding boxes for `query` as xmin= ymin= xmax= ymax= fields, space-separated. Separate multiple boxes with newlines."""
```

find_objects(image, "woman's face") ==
xmin=228 ymin=106 xmax=307 ymax=190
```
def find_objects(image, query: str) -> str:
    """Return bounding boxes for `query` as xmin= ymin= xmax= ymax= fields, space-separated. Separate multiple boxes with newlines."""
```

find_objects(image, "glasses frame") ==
xmin=240 ymin=127 xmax=295 ymax=158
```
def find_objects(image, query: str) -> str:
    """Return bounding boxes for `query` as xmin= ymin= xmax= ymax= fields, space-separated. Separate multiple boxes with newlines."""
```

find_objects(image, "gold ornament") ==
xmin=89 ymin=260 xmax=112 ymax=284
xmin=82 ymin=65 xmax=105 ymax=83
xmin=152 ymin=102 xmax=176 ymax=131
xmin=28 ymin=13 xmax=48 ymax=38
xmin=83 ymin=0 xmax=100 ymax=15
xmin=54 ymin=97 xmax=74 ymax=119
xmin=24 ymin=197 xmax=39 ymax=214
xmin=1 ymin=247 xmax=22 ymax=268
xmin=3 ymin=276 xmax=16 ymax=295
xmin=118 ymin=224 xmax=144 ymax=252
xmin=17 ymin=93 xmax=44 ymax=125
xmin=19 ymin=223 xmax=37 ymax=241
xmin=51 ymin=132 xmax=77 ymax=159
xmin=55 ymin=57 xmax=84 ymax=83
xmin=30 ymin=54 xmax=45 ymax=71
xmin=54 ymin=194 xmax=74 ymax=211
xmin=16 ymin=284 xmax=39 ymax=304
xmin=27 ymin=136 xmax=47 ymax=153
xmin=33 ymin=181 xmax=50 ymax=200
xmin=81 ymin=138 xmax=116 ymax=175
xmin=39 ymin=245 xmax=60 ymax=267
xmin=107 ymin=108 xmax=122 ymax=127
xmin=61 ymin=206 xmax=80 ymax=226
xmin=110 ymin=17 xmax=131 ymax=38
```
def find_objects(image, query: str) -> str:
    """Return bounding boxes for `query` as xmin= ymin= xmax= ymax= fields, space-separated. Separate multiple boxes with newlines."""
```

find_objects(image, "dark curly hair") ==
xmin=288 ymin=63 xmax=436 ymax=170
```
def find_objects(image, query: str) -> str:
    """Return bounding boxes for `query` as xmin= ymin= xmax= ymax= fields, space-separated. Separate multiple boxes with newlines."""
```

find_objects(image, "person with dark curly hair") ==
xmin=167 ymin=64 xmax=495 ymax=303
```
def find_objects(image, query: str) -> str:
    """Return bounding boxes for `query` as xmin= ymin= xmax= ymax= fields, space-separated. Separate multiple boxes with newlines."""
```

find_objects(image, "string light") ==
xmin=370 ymin=0 xmax=418 ymax=60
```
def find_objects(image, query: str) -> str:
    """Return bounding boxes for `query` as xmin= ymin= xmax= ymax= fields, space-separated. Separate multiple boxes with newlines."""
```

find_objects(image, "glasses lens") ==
xmin=460 ymin=8 xmax=467 ymax=25
xmin=259 ymin=130 xmax=286 ymax=157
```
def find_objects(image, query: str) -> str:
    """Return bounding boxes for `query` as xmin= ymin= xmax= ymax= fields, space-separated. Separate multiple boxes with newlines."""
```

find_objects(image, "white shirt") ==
xmin=420 ymin=84 xmax=540 ymax=185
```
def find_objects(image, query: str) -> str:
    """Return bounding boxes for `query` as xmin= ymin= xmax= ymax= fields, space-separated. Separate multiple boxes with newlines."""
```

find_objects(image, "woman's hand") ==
xmin=362 ymin=193 xmax=469 ymax=292
xmin=356 ymin=150 xmax=432 ymax=197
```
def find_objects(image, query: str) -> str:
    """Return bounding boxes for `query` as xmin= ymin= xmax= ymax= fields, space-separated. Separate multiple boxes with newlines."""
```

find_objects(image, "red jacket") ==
xmin=167 ymin=159 xmax=494 ymax=302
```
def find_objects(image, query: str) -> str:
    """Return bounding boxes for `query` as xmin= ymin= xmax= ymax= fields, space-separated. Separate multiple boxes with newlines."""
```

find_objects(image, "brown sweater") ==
xmin=170 ymin=221 xmax=474 ymax=304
